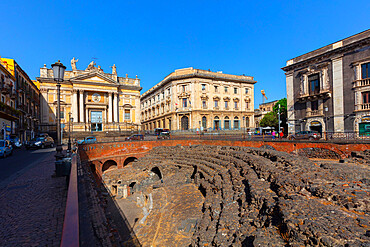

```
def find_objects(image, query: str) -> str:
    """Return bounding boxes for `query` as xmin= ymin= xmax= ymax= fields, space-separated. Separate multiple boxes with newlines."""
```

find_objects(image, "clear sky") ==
xmin=0 ymin=0 xmax=369 ymax=107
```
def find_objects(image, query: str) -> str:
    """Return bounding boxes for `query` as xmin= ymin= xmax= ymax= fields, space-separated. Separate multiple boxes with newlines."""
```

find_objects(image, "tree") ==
xmin=260 ymin=111 xmax=278 ymax=128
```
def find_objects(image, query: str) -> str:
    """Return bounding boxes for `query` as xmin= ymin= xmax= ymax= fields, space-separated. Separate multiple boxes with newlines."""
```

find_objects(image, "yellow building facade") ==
xmin=36 ymin=59 xmax=141 ymax=133
xmin=141 ymin=68 xmax=256 ymax=132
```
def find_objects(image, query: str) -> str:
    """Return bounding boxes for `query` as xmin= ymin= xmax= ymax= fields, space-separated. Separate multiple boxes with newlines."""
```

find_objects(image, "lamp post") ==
xmin=324 ymin=106 xmax=328 ymax=140
xmin=243 ymin=116 xmax=246 ymax=140
xmin=51 ymin=60 xmax=66 ymax=160
xmin=68 ymin=112 xmax=72 ymax=152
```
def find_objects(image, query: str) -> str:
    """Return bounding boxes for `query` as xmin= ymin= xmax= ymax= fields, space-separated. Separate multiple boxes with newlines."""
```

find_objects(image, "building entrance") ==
xmin=181 ymin=116 xmax=189 ymax=130
xmin=91 ymin=111 xmax=103 ymax=131
xmin=309 ymin=121 xmax=322 ymax=134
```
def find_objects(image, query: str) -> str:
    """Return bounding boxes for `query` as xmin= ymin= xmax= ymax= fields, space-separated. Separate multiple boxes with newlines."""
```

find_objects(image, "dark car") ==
xmin=26 ymin=136 xmax=55 ymax=149
xmin=288 ymin=131 xmax=321 ymax=140
xmin=0 ymin=140 xmax=13 ymax=158
xmin=9 ymin=136 xmax=22 ymax=148
xmin=157 ymin=131 xmax=170 ymax=139
xmin=125 ymin=134 xmax=144 ymax=141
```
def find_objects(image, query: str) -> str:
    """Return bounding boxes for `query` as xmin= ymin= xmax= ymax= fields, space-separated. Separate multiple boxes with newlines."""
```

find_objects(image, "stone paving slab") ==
xmin=0 ymin=152 xmax=67 ymax=247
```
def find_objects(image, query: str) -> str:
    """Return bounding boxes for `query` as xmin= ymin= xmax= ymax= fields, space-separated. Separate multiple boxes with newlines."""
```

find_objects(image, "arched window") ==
xmin=214 ymin=116 xmax=220 ymax=130
xmin=224 ymin=116 xmax=230 ymax=130
xmin=202 ymin=116 xmax=207 ymax=129
xmin=234 ymin=116 xmax=240 ymax=129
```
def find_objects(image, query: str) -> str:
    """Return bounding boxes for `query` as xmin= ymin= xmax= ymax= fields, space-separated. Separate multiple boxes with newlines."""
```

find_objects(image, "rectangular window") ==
xmin=60 ymin=110 xmax=65 ymax=119
xmin=362 ymin=62 xmax=370 ymax=79
xmin=363 ymin=92 xmax=370 ymax=104
xmin=202 ymin=84 xmax=206 ymax=91
xmin=234 ymin=101 xmax=238 ymax=109
xmin=168 ymin=88 xmax=171 ymax=95
xmin=245 ymin=88 xmax=249 ymax=94
xmin=309 ymin=74 xmax=320 ymax=94
xmin=311 ymin=100 xmax=319 ymax=111
xmin=183 ymin=98 xmax=188 ymax=107
xmin=202 ymin=100 xmax=207 ymax=108
xmin=1 ymin=95 xmax=4 ymax=103
xmin=224 ymin=87 xmax=228 ymax=93
xmin=225 ymin=101 xmax=228 ymax=109
xmin=246 ymin=102 xmax=249 ymax=109
xmin=182 ymin=85 xmax=186 ymax=92
xmin=214 ymin=86 xmax=218 ymax=92
xmin=214 ymin=100 xmax=219 ymax=107
xmin=125 ymin=110 xmax=131 ymax=120
xmin=234 ymin=88 xmax=238 ymax=94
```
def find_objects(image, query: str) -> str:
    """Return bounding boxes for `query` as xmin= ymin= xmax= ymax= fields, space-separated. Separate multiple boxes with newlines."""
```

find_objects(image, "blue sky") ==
xmin=1 ymin=0 xmax=369 ymax=106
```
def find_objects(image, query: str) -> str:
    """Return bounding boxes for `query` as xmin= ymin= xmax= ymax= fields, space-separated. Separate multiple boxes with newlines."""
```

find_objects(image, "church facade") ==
xmin=36 ymin=59 xmax=141 ymax=133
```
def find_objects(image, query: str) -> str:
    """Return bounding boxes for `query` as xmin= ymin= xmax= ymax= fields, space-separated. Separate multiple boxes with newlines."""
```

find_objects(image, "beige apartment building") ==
xmin=36 ymin=59 xmax=141 ymax=133
xmin=141 ymin=68 xmax=256 ymax=131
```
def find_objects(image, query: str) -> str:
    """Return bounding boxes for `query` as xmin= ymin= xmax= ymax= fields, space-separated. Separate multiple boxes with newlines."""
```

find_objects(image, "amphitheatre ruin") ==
xmin=78 ymin=139 xmax=370 ymax=246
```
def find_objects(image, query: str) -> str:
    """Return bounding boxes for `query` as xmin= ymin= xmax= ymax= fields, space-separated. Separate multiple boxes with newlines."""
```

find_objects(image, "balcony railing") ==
xmin=353 ymin=78 xmax=370 ymax=88
xmin=355 ymin=103 xmax=370 ymax=111
xmin=307 ymin=109 xmax=323 ymax=117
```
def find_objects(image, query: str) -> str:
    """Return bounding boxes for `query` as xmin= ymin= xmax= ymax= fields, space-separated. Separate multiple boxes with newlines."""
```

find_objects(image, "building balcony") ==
xmin=353 ymin=78 xmax=370 ymax=88
xmin=307 ymin=109 xmax=323 ymax=117
xmin=225 ymin=107 xmax=230 ymax=110
xmin=355 ymin=103 xmax=370 ymax=111
xmin=297 ymin=90 xmax=331 ymax=102
xmin=234 ymin=107 xmax=239 ymax=111
xmin=213 ymin=106 xmax=220 ymax=110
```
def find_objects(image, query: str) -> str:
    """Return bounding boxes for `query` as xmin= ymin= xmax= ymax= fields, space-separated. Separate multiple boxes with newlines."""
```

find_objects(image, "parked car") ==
xmin=288 ymin=131 xmax=321 ymax=140
xmin=77 ymin=136 xmax=97 ymax=144
xmin=9 ymin=137 xmax=22 ymax=148
xmin=25 ymin=136 xmax=55 ymax=149
xmin=157 ymin=131 xmax=170 ymax=140
xmin=0 ymin=140 xmax=13 ymax=158
xmin=125 ymin=134 xmax=144 ymax=141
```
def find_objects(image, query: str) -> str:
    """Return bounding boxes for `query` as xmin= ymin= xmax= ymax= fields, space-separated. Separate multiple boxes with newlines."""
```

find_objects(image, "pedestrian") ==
xmin=272 ymin=130 xmax=276 ymax=140
xmin=280 ymin=131 xmax=284 ymax=139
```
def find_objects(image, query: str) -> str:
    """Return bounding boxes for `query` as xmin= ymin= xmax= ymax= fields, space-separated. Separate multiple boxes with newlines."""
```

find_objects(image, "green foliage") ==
xmin=259 ymin=98 xmax=288 ymax=134
xmin=260 ymin=111 xmax=278 ymax=128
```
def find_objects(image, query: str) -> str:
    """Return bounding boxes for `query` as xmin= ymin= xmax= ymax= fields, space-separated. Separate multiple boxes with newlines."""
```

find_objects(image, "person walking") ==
xmin=272 ymin=130 xmax=276 ymax=140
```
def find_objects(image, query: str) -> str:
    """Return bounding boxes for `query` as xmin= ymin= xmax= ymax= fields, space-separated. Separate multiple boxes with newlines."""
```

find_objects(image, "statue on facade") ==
xmin=86 ymin=61 xmax=96 ymax=71
xmin=71 ymin=57 xmax=78 ymax=71
xmin=98 ymin=65 xmax=104 ymax=73
xmin=111 ymin=64 xmax=117 ymax=75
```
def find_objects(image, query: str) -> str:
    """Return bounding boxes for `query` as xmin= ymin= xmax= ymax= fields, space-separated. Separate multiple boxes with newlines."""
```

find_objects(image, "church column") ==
xmin=79 ymin=90 xmax=84 ymax=123
xmin=108 ymin=92 xmax=113 ymax=122
xmin=72 ymin=89 xmax=78 ymax=122
xmin=113 ymin=92 xmax=119 ymax=122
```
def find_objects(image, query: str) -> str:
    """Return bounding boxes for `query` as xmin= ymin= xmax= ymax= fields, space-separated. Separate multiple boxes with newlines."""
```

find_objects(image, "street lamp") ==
xmin=243 ymin=116 xmax=246 ymax=140
xmin=51 ymin=60 xmax=66 ymax=160
xmin=324 ymin=106 xmax=329 ymax=140
xmin=68 ymin=112 xmax=72 ymax=152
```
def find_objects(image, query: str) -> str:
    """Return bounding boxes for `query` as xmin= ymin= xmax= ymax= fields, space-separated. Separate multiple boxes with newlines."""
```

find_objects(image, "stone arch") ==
xmin=306 ymin=118 xmax=325 ymax=131
xmin=102 ymin=160 xmax=118 ymax=173
xmin=151 ymin=166 xmax=163 ymax=180
xmin=124 ymin=157 xmax=138 ymax=166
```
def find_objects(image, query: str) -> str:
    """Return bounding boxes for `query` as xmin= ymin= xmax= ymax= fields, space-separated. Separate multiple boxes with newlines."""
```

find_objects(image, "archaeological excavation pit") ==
xmin=99 ymin=145 xmax=370 ymax=246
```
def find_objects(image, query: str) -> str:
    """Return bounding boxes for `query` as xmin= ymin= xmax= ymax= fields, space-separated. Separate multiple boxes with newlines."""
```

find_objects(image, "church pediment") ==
xmin=70 ymin=71 xmax=118 ymax=85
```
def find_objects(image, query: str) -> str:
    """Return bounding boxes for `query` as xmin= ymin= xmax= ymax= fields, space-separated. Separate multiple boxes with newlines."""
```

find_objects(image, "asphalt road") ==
xmin=0 ymin=147 xmax=56 ymax=185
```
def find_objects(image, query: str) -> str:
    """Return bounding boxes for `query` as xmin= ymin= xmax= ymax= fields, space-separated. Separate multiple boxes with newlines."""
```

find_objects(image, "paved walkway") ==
xmin=0 ymin=152 xmax=67 ymax=247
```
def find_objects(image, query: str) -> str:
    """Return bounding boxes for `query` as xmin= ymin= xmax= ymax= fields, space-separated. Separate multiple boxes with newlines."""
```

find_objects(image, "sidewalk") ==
xmin=0 ymin=152 xmax=67 ymax=247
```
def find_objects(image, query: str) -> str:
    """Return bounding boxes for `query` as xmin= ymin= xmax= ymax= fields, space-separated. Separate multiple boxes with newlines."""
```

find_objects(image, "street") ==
xmin=0 ymin=147 xmax=56 ymax=186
